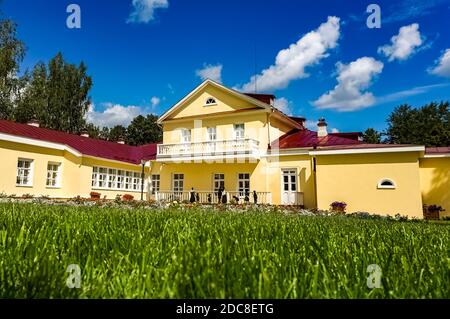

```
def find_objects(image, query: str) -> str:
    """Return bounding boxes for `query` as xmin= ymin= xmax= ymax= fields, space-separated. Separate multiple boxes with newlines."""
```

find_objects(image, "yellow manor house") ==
xmin=0 ymin=80 xmax=449 ymax=218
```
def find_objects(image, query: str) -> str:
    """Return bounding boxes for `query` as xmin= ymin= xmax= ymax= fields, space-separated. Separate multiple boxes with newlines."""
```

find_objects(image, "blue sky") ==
xmin=3 ymin=0 xmax=450 ymax=132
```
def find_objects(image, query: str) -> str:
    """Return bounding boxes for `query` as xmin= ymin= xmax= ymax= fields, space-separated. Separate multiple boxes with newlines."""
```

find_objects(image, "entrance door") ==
xmin=281 ymin=169 xmax=297 ymax=205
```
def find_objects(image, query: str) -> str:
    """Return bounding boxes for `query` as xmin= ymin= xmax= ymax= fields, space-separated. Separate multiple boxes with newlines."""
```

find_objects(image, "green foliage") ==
xmin=108 ymin=125 xmax=127 ymax=142
xmin=0 ymin=203 xmax=448 ymax=298
xmin=362 ymin=128 xmax=382 ymax=144
xmin=386 ymin=102 xmax=450 ymax=146
xmin=0 ymin=18 xmax=26 ymax=119
xmin=17 ymin=52 xmax=93 ymax=134
xmin=126 ymin=114 xmax=162 ymax=146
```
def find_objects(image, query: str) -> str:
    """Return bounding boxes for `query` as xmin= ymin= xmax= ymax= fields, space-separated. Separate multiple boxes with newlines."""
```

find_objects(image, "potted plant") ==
xmin=90 ymin=191 xmax=101 ymax=200
xmin=331 ymin=201 xmax=347 ymax=214
xmin=423 ymin=204 xmax=444 ymax=220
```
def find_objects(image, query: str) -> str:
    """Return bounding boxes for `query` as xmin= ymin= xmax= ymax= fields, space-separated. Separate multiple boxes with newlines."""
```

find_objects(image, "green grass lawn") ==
xmin=0 ymin=203 xmax=448 ymax=298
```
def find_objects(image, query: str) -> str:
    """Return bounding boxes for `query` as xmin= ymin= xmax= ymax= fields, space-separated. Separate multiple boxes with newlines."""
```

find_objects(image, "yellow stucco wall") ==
xmin=265 ymin=155 xmax=316 ymax=208
xmin=161 ymin=83 xmax=295 ymax=152
xmin=419 ymin=157 xmax=450 ymax=218
xmin=0 ymin=140 xmax=150 ymax=199
xmin=315 ymin=152 xmax=424 ymax=218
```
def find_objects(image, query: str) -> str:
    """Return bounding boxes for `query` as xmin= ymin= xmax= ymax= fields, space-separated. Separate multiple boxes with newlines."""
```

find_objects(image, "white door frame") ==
xmin=281 ymin=168 xmax=298 ymax=205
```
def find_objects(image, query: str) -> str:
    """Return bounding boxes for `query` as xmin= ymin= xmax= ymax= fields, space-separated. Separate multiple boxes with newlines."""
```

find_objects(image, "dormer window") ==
xmin=377 ymin=179 xmax=396 ymax=189
xmin=205 ymin=97 xmax=217 ymax=106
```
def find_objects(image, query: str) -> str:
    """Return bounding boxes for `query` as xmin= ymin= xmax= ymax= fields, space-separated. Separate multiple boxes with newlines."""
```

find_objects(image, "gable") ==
xmin=158 ymin=80 xmax=271 ymax=123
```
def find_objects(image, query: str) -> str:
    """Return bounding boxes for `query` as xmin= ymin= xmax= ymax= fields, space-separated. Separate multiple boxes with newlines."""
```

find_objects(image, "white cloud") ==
xmin=428 ymin=49 xmax=450 ymax=78
xmin=304 ymin=120 xmax=317 ymax=130
xmin=237 ymin=16 xmax=341 ymax=92
xmin=151 ymin=96 xmax=161 ymax=107
xmin=127 ymin=0 xmax=169 ymax=24
xmin=378 ymin=23 xmax=424 ymax=62
xmin=313 ymin=57 xmax=384 ymax=112
xmin=273 ymin=97 xmax=293 ymax=116
xmin=331 ymin=128 xmax=339 ymax=133
xmin=376 ymin=83 xmax=450 ymax=104
xmin=196 ymin=64 xmax=223 ymax=83
xmin=86 ymin=102 xmax=146 ymax=127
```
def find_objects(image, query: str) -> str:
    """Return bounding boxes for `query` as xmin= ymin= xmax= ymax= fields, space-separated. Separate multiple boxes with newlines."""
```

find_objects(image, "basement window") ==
xmin=205 ymin=97 xmax=217 ymax=106
xmin=377 ymin=179 xmax=396 ymax=189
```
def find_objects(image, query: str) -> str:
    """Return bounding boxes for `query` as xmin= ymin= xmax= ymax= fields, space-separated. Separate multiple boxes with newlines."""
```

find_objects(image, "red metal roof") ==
xmin=425 ymin=146 xmax=450 ymax=154
xmin=0 ymin=120 xmax=157 ymax=164
xmin=272 ymin=129 xmax=362 ymax=149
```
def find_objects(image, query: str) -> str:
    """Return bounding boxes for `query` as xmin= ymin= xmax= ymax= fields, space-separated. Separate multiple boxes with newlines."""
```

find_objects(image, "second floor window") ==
xmin=234 ymin=124 xmax=245 ymax=139
xmin=207 ymin=127 xmax=217 ymax=141
xmin=181 ymin=129 xmax=191 ymax=143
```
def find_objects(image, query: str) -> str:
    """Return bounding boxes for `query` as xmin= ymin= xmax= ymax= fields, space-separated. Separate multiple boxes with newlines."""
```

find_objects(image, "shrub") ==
xmin=22 ymin=193 xmax=34 ymax=199
xmin=330 ymin=201 xmax=347 ymax=213
xmin=122 ymin=194 xmax=134 ymax=201
xmin=89 ymin=192 xmax=101 ymax=199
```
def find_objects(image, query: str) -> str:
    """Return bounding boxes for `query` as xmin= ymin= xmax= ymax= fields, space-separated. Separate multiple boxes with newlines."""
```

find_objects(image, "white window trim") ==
xmin=172 ymin=173 xmax=184 ymax=192
xmin=91 ymin=166 xmax=144 ymax=193
xmin=16 ymin=158 xmax=34 ymax=187
xmin=233 ymin=123 xmax=245 ymax=140
xmin=212 ymin=173 xmax=225 ymax=191
xmin=151 ymin=174 xmax=160 ymax=195
xmin=46 ymin=162 xmax=62 ymax=189
xmin=377 ymin=178 xmax=396 ymax=189
xmin=236 ymin=173 xmax=250 ymax=197
xmin=204 ymin=97 xmax=217 ymax=106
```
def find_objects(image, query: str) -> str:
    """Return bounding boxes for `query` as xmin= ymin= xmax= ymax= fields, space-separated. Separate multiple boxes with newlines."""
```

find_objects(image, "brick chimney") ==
xmin=26 ymin=118 xmax=40 ymax=128
xmin=317 ymin=118 xmax=328 ymax=137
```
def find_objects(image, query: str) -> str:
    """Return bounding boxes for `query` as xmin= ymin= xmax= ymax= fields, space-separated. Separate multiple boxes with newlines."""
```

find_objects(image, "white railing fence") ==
xmin=155 ymin=191 xmax=272 ymax=205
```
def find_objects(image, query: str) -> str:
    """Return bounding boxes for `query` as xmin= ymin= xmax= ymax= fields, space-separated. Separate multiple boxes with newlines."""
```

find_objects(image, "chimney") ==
xmin=117 ymin=137 xmax=125 ymax=144
xmin=317 ymin=118 xmax=328 ymax=137
xmin=27 ymin=118 xmax=40 ymax=128
xmin=80 ymin=129 xmax=89 ymax=138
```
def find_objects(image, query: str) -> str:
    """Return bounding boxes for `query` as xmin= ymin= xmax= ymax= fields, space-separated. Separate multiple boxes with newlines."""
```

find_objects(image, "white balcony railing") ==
xmin=157 ymin=139 xmax=260 ymax=159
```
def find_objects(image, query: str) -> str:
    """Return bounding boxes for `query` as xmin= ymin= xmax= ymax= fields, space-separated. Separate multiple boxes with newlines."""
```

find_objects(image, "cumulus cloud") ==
xmin=428 ymin=49 xmax=450 ymax=78
xmin=196 ymin=64 xmax=223 ymax=83
xmin=86 ymin=103 xmax=146 ymax=127
xmin=313 ymin=57 xmax=384 ymax=112
xmin=273 ymin=97 xmax=293 ymax=116
xmin=378 ymin=24 xmax=424 ymax=62
xmin=151 ymin=96 xmax=161 ymax=107
xmin=127 ymin=0 xmax=169 ymax=24
xmin=237 ymin=16 xmax=341 ymax=92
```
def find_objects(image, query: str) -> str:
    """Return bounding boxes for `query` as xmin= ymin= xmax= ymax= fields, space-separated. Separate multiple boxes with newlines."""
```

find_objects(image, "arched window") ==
xmin=205 ymin=97 xmax=217 ymax=106
xmin=377 ymin=178 xmax=396 ymax=189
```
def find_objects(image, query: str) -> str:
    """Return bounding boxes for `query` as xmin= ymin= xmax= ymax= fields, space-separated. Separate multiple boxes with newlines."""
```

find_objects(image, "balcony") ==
xmin=156 ymin=139 xmax=260 ymax=161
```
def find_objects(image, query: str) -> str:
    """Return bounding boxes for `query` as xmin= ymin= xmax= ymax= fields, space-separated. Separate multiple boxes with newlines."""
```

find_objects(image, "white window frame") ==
xmin=207 ymin=127 xmax=217 ymax=141
xmin=237 ymin=173 xmax=250 ymax=197
xmin=16 ymin=158 xmax=34 ymax=187
xmin=180 ymin=128 xmax=191 ymax=143
xmin=91 ymin=166 xmax=143 ymax=192
xmin=213 ymin=173 xmax=225 ymax=192
xmin=233 ymin=124 xmax=245 ymax=140
xmin=377 ymin=178 xmax=396 ymax=189
xmin=46 ymin=162 xmax=62 ymax=188
xmin=173 ymin=173 xmax=184 ymax=192
xmin=151 ymin=174 xmax=160 ymax=195
xmin=204 ymin=97 xmax=217 ymax=106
